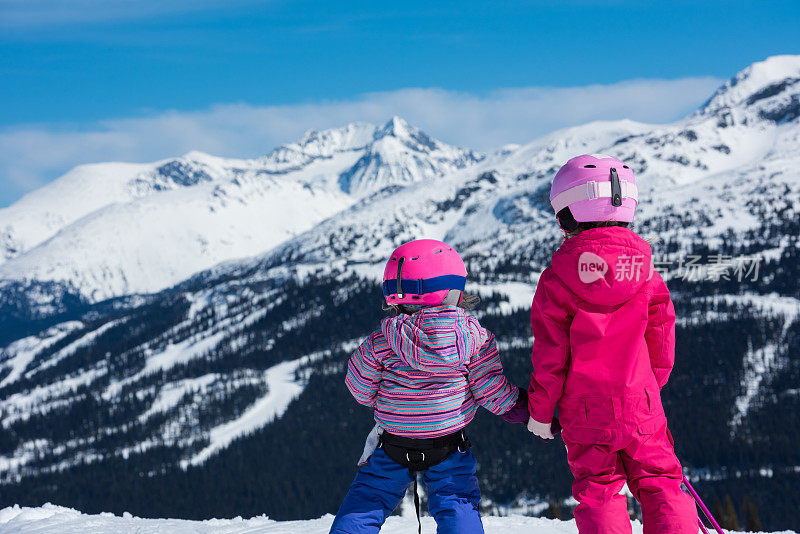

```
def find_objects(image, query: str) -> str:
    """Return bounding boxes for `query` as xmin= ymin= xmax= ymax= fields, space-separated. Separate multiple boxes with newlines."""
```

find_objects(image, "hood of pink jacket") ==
xmin=381 ymin=306 xmax=488 ymax=372
xmin=551 ymin=226 xmax=653 ymax=307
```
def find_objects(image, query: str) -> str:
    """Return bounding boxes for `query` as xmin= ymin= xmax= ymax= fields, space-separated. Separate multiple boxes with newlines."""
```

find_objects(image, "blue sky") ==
xmin=1 ymin=0 xmax=799 ymax=206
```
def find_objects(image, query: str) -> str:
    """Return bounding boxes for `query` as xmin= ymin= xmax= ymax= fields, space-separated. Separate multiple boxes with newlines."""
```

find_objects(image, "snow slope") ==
xmin=6 ymin=504 xmax=784 ymax=534
xmin=0 ymin=321 xmax=83 ymax=388
xmin=186 ymin=354 xmax=324 ymax=467
xmin=0 ymin=162 xmax=152 ymax=264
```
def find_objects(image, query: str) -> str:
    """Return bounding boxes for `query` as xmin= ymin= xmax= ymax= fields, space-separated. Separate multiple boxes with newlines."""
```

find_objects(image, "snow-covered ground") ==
xmin=0 ymin=504 xmax=752 ymax=534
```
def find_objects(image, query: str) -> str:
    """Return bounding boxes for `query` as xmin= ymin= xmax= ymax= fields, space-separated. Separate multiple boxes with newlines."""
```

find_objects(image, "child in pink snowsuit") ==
xmin=526 ymin=155 xmax=698 ymax=534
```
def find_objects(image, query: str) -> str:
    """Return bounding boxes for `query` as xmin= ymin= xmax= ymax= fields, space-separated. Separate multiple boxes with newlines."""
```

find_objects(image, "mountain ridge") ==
xmin=0 ymin=56 xmax=799 ymax=529
xmin=0 ymin=117 xmax=482 ymax=300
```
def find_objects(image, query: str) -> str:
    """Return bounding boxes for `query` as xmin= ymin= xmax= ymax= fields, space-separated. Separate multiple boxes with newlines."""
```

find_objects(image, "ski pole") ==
xmin=682 ymin=475 xmax=725 ymax=534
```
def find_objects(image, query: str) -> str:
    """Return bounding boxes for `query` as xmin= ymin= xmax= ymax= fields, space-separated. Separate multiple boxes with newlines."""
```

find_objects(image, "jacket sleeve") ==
xmin=645 ymin=273 xmax=676 ymax=389
xmin=345 ymin=333 xmax=382 ymax=407
xmin=528 ymin=268 xmax=573 ymax=424
xmin=465 ymin=332 xmax=519 ymax=415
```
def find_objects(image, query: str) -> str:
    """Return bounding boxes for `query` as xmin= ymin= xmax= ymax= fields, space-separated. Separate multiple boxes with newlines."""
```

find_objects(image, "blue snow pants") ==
xmin=329 ymin=446 xmax=483 ymax=534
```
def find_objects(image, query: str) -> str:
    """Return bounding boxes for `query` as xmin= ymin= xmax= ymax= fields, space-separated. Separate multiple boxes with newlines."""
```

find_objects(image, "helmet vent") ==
xmin=411 ymin=256 xmax=419 ymax=260
xmin=623 ymin=165 xmax=630 ymax=169
xmin=434 ymin=249 xmax=442 ymax=254
xmin=583 ymin=164 xmax=597 ymax=168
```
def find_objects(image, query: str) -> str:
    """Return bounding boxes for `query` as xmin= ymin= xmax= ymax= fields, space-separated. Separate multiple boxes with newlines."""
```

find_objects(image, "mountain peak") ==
xmin=337 ymin=117 xmax=483 ymax=195
xmin=376 ymin=116 xmax=413 ymax=138
xmin=370 ymin=116 xmax=443 ymax=155
xmin=264 ymin=117 xmax=442 ymax=168
xmin=295 ymin=121 xmax=376 ymax=151
xmin=262 ymin=122 xmax=377 ymax=169
xmin=700 ymin=55 xmax=800 ymax=119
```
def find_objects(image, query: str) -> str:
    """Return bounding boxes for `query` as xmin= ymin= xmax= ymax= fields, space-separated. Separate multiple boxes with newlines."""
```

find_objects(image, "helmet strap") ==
xmin=396 ymin=257 xmax=405 ymax=299
xmin=441 ymin=289 xmax=462 ymax=306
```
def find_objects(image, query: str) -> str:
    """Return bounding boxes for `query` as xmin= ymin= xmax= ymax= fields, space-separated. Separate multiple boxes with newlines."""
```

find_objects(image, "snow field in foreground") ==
xmin=0 ymin=504 xmax=591 ymax=534
xmin=3 ymin=504 xmax=796 ymax=534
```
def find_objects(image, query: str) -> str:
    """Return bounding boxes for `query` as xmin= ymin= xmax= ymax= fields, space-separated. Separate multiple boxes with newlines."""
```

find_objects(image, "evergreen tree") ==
xmin=546 ymin=500 xmax=562 ymax=520
xmin=713 ymin=499 xmax=726 ymax=529
xmin=722 ymin=494 xmax=740 ymax=531
xmin=742 ymin=496 xmax=762 ymax=532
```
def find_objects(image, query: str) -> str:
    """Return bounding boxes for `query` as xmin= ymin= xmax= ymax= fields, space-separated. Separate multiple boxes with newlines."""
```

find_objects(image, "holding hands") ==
xmin=527 ymin=417 xmax=554 ymax=440
xmin=501 ymin=387 xmax=531 ymax=424
xmin=501 ymin=388 xmax=562 ymax=443
xmin=503 ymin=387 xmax=560 ymax=441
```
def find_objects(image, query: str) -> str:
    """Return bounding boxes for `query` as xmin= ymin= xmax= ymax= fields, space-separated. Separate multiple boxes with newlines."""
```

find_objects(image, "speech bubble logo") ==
xmin=578 ymin=252 xmax=608 ymax=284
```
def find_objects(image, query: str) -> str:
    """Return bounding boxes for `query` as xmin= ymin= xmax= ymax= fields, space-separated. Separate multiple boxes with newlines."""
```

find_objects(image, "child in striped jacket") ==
xmin=330 ymin=239 xmax=529 ymax=534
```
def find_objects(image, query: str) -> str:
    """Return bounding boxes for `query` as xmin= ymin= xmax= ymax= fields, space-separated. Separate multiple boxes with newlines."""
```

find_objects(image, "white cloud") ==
xmin=0 ymin=76 xmax=722 ymax=206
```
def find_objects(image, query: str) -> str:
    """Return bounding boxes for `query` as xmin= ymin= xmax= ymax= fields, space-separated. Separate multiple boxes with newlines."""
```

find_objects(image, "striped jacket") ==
xmin=345 ymin=305 xmax=519 ymax=438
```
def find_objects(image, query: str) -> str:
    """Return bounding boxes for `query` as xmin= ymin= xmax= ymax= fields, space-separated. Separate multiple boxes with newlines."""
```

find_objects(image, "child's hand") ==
xmin=501 ymin=387 xmax=530 ymax=424
xmin=527 ymin=417 xmax=554 ymax=440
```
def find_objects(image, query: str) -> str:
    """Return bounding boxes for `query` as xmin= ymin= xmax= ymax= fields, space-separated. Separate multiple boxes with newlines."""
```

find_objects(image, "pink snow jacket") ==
xmin=346 ymin=306 xmax=519 ymax=438
xmin=528 ymin=226 xmax=676 ymax=425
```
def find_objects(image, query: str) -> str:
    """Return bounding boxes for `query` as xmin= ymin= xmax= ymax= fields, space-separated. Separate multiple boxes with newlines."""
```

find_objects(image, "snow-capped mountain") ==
xmin=0 ymin=118 xmax=483 ymax=301
xmin=0 ymin=56 xmax=799 ymax=530
xmin=0 ymin=162 xmax=152 ymax=263
xmin=243 ymin=55 xmax=800 ymax=282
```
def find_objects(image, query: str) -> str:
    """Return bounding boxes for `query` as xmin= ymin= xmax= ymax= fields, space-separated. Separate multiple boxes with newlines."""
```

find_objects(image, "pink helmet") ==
xmin=550 ymin=154 xmax=638 ymax=231
xmin=382 ymin=239 xmax=467 ymax=306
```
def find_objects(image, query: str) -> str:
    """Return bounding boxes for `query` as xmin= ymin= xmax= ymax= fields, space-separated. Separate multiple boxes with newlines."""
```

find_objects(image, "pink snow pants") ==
xmin=560 ymin=394 xmax=698 ymax=534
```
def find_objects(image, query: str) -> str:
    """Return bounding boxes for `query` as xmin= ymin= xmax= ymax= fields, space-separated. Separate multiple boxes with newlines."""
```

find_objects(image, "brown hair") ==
xmin=564 ymin=220 xmax=660 ymax=246
xmin=564 ymin=220 xmax=629 ymax=239
xmin=383 ymin=292 xmax=481 ymax=316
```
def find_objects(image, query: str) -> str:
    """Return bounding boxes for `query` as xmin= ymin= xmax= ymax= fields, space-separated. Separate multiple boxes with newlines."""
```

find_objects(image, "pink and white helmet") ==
xmin=382 ymin=239 xmax=467 ymax=306
xmin=550 ymin=154 xmax=638 ymax=230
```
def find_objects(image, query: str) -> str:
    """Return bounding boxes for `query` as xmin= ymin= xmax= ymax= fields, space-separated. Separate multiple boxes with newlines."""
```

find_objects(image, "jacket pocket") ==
xmin=563 ymin=425 xmax=615 ymax=445
xmin=645 ymin=388 xmax=665 ymax=416
xmin=559 ymin=396 xmax=615 ymax=429
xmin=636 ymin=415 xmax=666 ymax=436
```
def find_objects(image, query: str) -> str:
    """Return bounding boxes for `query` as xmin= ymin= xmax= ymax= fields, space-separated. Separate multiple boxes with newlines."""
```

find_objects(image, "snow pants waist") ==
xmin=379 ymin=429 xmax=471 ymax=472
